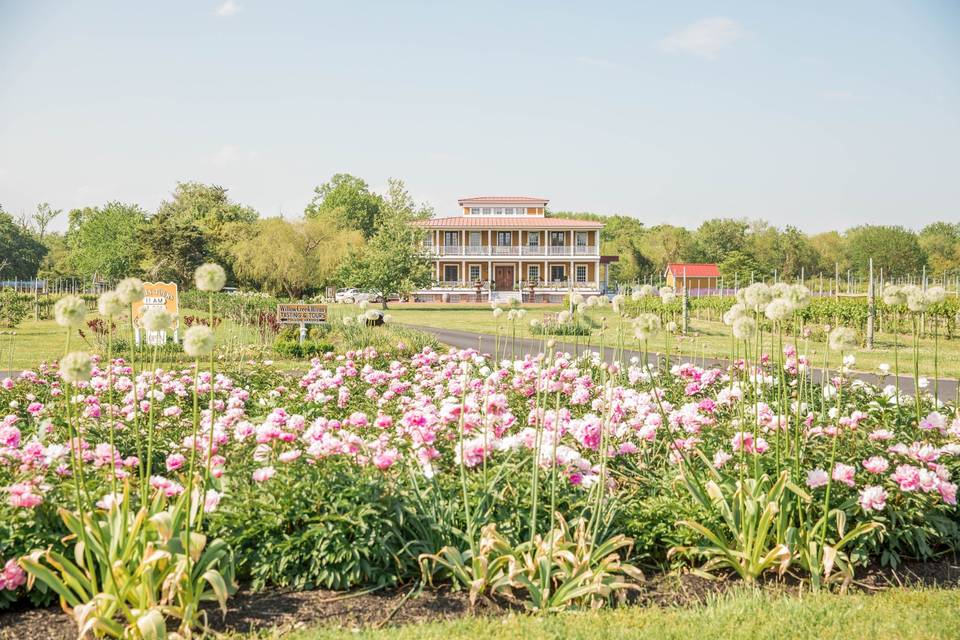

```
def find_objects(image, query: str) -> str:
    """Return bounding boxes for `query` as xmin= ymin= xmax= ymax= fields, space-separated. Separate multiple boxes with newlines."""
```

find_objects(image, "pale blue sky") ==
xmin=1 ymin=1 xmax=958 ymax=232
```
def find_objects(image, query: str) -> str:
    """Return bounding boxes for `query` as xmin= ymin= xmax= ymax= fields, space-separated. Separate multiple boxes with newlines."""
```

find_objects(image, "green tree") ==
xmin=640 ymin=225 xmax=694 ymax=272
xmin=777 ymin=226 xmax=820 ymax=280
xmin=691 ymin=218 xmax=749 ymax=263
xmin=718 ymin=250 xmax=764 ymax=284
xmin=0 ymin=207 xmax=46 ymax=278
xmin=552 ymin=212 xmax=654 ymax=282
xmin=31 ymin=202 xmax=62 ymax=242
xmin=809 ymin=231 xmax=849 ymax=275
xmin=845 ymin=225 xmax=926 ymax=277
xmin=37 ymin=233 xmax=76 ymax=280
xmin=304 ymin=173 xmax=385 ymax=239
xmin=382 ymin=178 xmax=434 ymax=220
xmin=338 ymin=214 xmax=432 ymax=308
xmin=141 ymin=211 xmax=208 ymax=284
xmin=231 ymin=217 xmax=362 ymax=297
xmin=919 ymin=222 xmax=960 ymax=274
xmin=66 ymin=202 xmax=147 ymax=281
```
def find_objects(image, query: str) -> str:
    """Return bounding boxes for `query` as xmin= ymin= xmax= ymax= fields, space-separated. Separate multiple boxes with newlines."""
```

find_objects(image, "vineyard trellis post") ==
xmin=866 ymin=258 xmax=875 ymax=350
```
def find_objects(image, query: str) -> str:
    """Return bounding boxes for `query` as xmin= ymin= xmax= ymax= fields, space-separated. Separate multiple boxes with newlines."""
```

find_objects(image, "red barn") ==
xmin=664 ymin=263 xmax=721 ymax=291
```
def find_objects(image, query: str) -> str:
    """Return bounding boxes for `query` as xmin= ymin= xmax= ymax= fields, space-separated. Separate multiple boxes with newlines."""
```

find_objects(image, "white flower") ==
xmin=492 ymin=307 xmax=504 ymax=318
xmin=576 ymin=303 xmax=587 ymax=315
xmin=828 ymin=326 xmax=857 ymax=352
xmin=96 ymin=492 xmax=123 ymax=510
xmin=918 ymin=377 xmax=929 ymax=390
xmin=358 ymin=299 xmax=369 ymax=311
xmin=183 ymin=326 xmax=215 ymax=357
xmin=842 ymin=354 xmax=856 ymax=367
xmin=364 ymin=310 xmax=380 ymax=321
xmin=97 ymin=291 xmax=125 ymax=317
xmin=743 ymin=283 xmax=772 ymax=311
xmin=116 ymin=278 xmax=145 ymax=304
xmin=882 ymin=284 xmax=905 ymax=306
xmin=633 ymin=313 xmax=662 ymax=337
xmin=878 ymin=363 xmax=890 ymax=375
xmin=902 ymin=285 xmax=927 ymax=312
xmin=142 ymin=308 xmax=173 ymax=332
xmin=732 ymin=316 xmax=757 ymax=340
xmin=764 ymin=298 xmax=794 ymax=322
xmin=722 ymin=303 xmax=747 ymax=326
xmin=60 ymin=352 xmax=93 ymax=383
xmin=54 ymin=295 xmax=86 ymax=328
xmin=557 ymin=310 xmax=571 ymax=323
xmin=570 ymin=293 xmax=585 ymax=305
xmin=787 ymin=285 xmax=811 ymax=309
xmin=771 ymin=282 xmax=791 ymax=299
xmin=194 ymin=263 xmax=226 ymax=292
xmin=530 ymin=319 xmax=541 ymax=328
xmin=382 ymin=314 xmax=393 ymax=323
xmin=925 ymin=286 xmax=946 ymax=305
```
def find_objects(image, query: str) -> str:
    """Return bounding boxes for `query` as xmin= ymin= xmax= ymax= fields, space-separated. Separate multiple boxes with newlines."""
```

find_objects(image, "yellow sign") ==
xmin=131 ymin=283 xmax=179 ymax=345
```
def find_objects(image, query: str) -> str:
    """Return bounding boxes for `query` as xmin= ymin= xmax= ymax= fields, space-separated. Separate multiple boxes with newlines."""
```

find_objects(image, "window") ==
xmin=527 ymin=232 xmax=540 ymax=246
xmin=444 ymin=231 xmax=460 ymax=246
xmin=444 ymin=265 xmax=459 ymax=282
xmin=497 ymin=231 xmax=512 ymax=246
xmin=528 ymin=265 xmax=540 ymax=283
xmin=576 ymin=265 xmax=587 ymax=283
xmin=468 ymin=231 xmax=482 ymax=246
xmin=482 ymin=208 xmax=491 ymax=215
xmin=470 ymin=207 xmax=480 ymax=215
xmin=550 ymin=265 xmax=565 ymax=283
xmin=550 ymin=231 xmax=565 ymax=246
xmin=575 ymin=232 xmax=588 ymax=247
xmin=469 ymin=265 xmax=481 ymax=281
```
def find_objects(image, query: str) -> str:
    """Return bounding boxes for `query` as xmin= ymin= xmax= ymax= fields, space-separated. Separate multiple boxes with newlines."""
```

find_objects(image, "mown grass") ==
xmin=364 ymin=303 xmax=960 ymax=379
xmin=285 ymin=588 xmax=960 ymax=640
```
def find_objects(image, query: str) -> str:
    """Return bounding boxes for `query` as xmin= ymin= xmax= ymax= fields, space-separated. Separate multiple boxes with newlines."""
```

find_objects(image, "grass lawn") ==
xmin=287 ymin=588 xmax=960 ymax=640
xmin=360 ymin=302 xmax=960 ymax=380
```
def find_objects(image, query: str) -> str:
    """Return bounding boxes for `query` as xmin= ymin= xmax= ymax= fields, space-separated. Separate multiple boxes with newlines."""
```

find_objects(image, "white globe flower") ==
xmin=382 ymin=314 xmax=393 ymax=323
xmin=54 ymin=295 xmax=87 ymax=328
xmin=828 ymin=326 xmax=857 ymax=352
xmin=743 ymin=283 xmax=772 ymax=311
xmin=771 ymin=282 xmax=791 ymax=299
xmin=660 ymin=290 xmax=677 ymax=305
xmin=116 ymin=278 xmax=146 ymax=304
xmin=183 ymin=325 xmax=215 ymax=357
xmin=764 ymin=298 xmax=794 ymax=322
xmin=903 ymin=285 xmax=927 ymax=312
xmin=732 ymin=316 xmax=757 ymax=340
xmin=492 ymin=307 xmax=504 ymax=318
xmin=924 ymin=286 xmax=946 ymax=305
xmin=570 ymin=293 xmax=585 ymax=306
xmin=787 ymin=284 xmax=811 ymax=309
xmin=364 ymin=309 xmax=380 ymax=321
xmin=882 ymin=284 xmax=905 ymax=306
xmin=142 ymin=308 xmax=173 ymax=332
xmin=97 ymin=291 xmax=125 ymax=317
xmin=557 ymin=310 xmax=571 ymax=323
xmin=342 ymin=316 xmax=355 ymax=326
xmin=633 ymin=313 xmax=661 ymax=336
xmin=194 ymin=263 xmax=226 ymax=292
xmin=60 ymin=351 xmax=93 ymax=383
xmin=723 ymin=303 xmax=747 ymax=326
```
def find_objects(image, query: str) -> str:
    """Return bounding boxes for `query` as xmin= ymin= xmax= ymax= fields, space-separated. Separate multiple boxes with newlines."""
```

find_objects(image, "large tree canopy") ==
xmin=844 ymin=225 xmax=927 ymax=278
xmin=231 ymin=217 xmax=362 ymax=297
xmin=304 ymin=173 xmax=386 ymax=239
xmin=0 ymin=207 xmax=46 ymax=279
xmin=66 ymin=202 xmax=147 ymax=281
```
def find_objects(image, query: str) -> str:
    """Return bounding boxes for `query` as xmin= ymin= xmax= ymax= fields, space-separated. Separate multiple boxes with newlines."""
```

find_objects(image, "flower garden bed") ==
xmin=0 ymin=275 xmax=958 ymax=637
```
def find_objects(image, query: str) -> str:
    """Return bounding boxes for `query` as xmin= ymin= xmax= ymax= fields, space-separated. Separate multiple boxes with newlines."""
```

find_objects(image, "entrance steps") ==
xmin=489 ymin=291 xmax=522 ymax=304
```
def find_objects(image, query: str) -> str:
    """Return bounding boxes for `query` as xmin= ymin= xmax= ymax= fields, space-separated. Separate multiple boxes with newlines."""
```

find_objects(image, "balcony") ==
xmin=423 ymin=245 xmax=598 ymax=257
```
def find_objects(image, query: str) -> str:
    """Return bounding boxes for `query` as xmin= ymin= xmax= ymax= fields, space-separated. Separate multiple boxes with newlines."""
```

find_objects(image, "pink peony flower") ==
xmin=862 ymin=456 xmax=889 ymax=474
xmin=832 ymin=463 xmax=856 ymax=487
xmin=806 ymin=468 xmax=829 ymax=489
xmin=165 ymin=453 xmax=186 ymax=472
xmin=858 ymin=485 xmax=887 ymax=512
xmin=252 ymin=466 xmax=276 ymax=482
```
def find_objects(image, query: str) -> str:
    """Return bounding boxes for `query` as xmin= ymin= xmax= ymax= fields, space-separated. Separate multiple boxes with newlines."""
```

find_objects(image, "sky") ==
xmin=1 ymin=1 xmax=958 ymax=234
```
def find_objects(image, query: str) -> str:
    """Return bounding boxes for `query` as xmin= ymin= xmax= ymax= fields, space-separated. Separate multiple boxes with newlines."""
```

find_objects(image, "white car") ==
xmin=335 ymin=289 xmax=380 ymax=304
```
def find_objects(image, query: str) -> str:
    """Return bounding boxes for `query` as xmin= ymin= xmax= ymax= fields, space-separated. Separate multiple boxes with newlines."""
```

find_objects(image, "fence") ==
xmin=0 ymin=278 xmax=114 ymax=295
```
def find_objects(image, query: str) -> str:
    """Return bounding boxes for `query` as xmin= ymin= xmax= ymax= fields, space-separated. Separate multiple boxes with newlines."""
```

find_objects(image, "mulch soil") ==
xmin=2 ymin=560 xmax=958 ymax=640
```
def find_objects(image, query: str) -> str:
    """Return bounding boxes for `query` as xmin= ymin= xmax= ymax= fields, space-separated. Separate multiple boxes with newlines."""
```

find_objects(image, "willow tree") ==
xmin=231 ymin=217 xmax=361 ymax=297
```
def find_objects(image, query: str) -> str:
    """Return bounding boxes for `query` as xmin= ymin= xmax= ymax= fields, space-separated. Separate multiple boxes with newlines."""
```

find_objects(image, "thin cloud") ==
xmin=659 ymin=18 xmax=744 ymax=60
xmin=215 ymin=1 xmax=240 ymax=17
xmin=822 ymin=89 xmax=858 ymax=102
xmin=212 ymin=145 xmax=258 ymax=165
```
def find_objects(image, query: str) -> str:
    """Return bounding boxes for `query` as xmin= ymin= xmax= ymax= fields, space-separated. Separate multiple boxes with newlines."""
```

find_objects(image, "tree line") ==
xmin=3 ymin=175 xmax=958 ymax=295
xmin=551 ymin=213 xmax=959 ymax=284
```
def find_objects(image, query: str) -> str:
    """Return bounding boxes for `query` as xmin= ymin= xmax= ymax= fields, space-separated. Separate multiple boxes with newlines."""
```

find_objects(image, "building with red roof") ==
xmin=664 ymin=263 xmax=721 ymax=291
xmin=411 ymin=197 xmax=608 ymax=302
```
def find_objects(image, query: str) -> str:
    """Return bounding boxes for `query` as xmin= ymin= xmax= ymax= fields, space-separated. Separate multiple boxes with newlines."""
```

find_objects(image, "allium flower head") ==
xmin=97 ymin=291 xmax=125 ymax=317
xmin=492 ymin=307 xmax=504 ymax=318
xmin=828 ymin=326 xmax=857 ymax=352
xmin=787 ymin=284 xmax=811 ymax=309
xmin=743 ymin=283 xmax=772 ymax=311
xmin=60 ymin=352 xmax=93 ymax=383
xmin=183 ymin=325 xmax=215 ymax=357
xmin=194 ymin=263 xmax=226 ymax=292
xmin=722 ymin=303 xmax=747 ymax=326
xmin=659 ymin=286 xmax=677 ymax=305
xmin=882 ymin=284 xmax=905 ymax=306
xmin=142 ymin=308 xmax=173 ymax=332
xmin=771 ymin=282 xmax=791 ymax=299
xmin=902 ymin=285 xmax=927 ymax=312
xmin=764 ymin=298 xmax=794 ymax=322
xmin=54 ymin=295 xmax=86 ymax=328
xmin=633 ymin=313 xmax=661 ymax=341
xmin=732 ymin=316 xmax=757 ymax=340
xmin=924 ymin=286 xmax=946 ymax=305
xmin=116 ymin=278 xmax=146 ymax=304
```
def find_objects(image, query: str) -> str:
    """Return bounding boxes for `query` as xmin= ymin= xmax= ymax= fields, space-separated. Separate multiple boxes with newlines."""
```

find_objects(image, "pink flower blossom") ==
xmin=832 ymin=463 xmax=856 ymax=487
xmin=806 ymin=468 xmax=829 ymax=489
xmin=858 ymin=485 xmax=887 ymax=512
xmin=252 ymin=466 xmax=276 ymax=482
xmin=862 ymin=456 xmax=889 ymax=474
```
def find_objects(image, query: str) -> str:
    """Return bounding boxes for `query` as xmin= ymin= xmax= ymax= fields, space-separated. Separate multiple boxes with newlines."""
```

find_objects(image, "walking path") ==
xmin=403 ymin=324 xmax=960 ymax=402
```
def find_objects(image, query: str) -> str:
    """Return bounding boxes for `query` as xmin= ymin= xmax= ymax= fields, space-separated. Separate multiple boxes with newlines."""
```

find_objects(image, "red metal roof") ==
xmin=414 ymin=216 xmax=601 ymax=229
xmin=665 ymin=263 xmax=720 ymax=277
xmin=458 ymin=196 xmax=549 ymax=206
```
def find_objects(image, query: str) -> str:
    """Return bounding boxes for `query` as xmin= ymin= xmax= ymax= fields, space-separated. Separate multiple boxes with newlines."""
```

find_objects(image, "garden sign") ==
xmin=132 ymin=282 xmax=179 ymax=346
xmin=277 ymin=303 xmax=328 ymax=343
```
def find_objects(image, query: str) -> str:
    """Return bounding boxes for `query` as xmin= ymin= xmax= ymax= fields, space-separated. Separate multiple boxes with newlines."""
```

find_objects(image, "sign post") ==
xmin=277 ymin=304 xmax=328 ymax=343
xmin=131 ymin=282 xmax=179 ymax=346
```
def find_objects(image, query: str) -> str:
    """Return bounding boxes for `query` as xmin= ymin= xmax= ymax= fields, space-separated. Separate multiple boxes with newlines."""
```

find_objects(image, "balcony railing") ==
xmin=423 ymin=245 xmax=598 ymax=257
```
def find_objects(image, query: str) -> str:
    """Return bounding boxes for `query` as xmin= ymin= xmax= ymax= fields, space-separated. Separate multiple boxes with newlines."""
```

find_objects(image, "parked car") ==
xmin=334 ymin=289 xmax=382 ymax=304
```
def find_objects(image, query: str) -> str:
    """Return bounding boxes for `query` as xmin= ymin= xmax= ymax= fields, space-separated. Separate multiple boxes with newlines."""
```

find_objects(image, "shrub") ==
xmin=0 ymin=288 xmax=29 ymax=327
